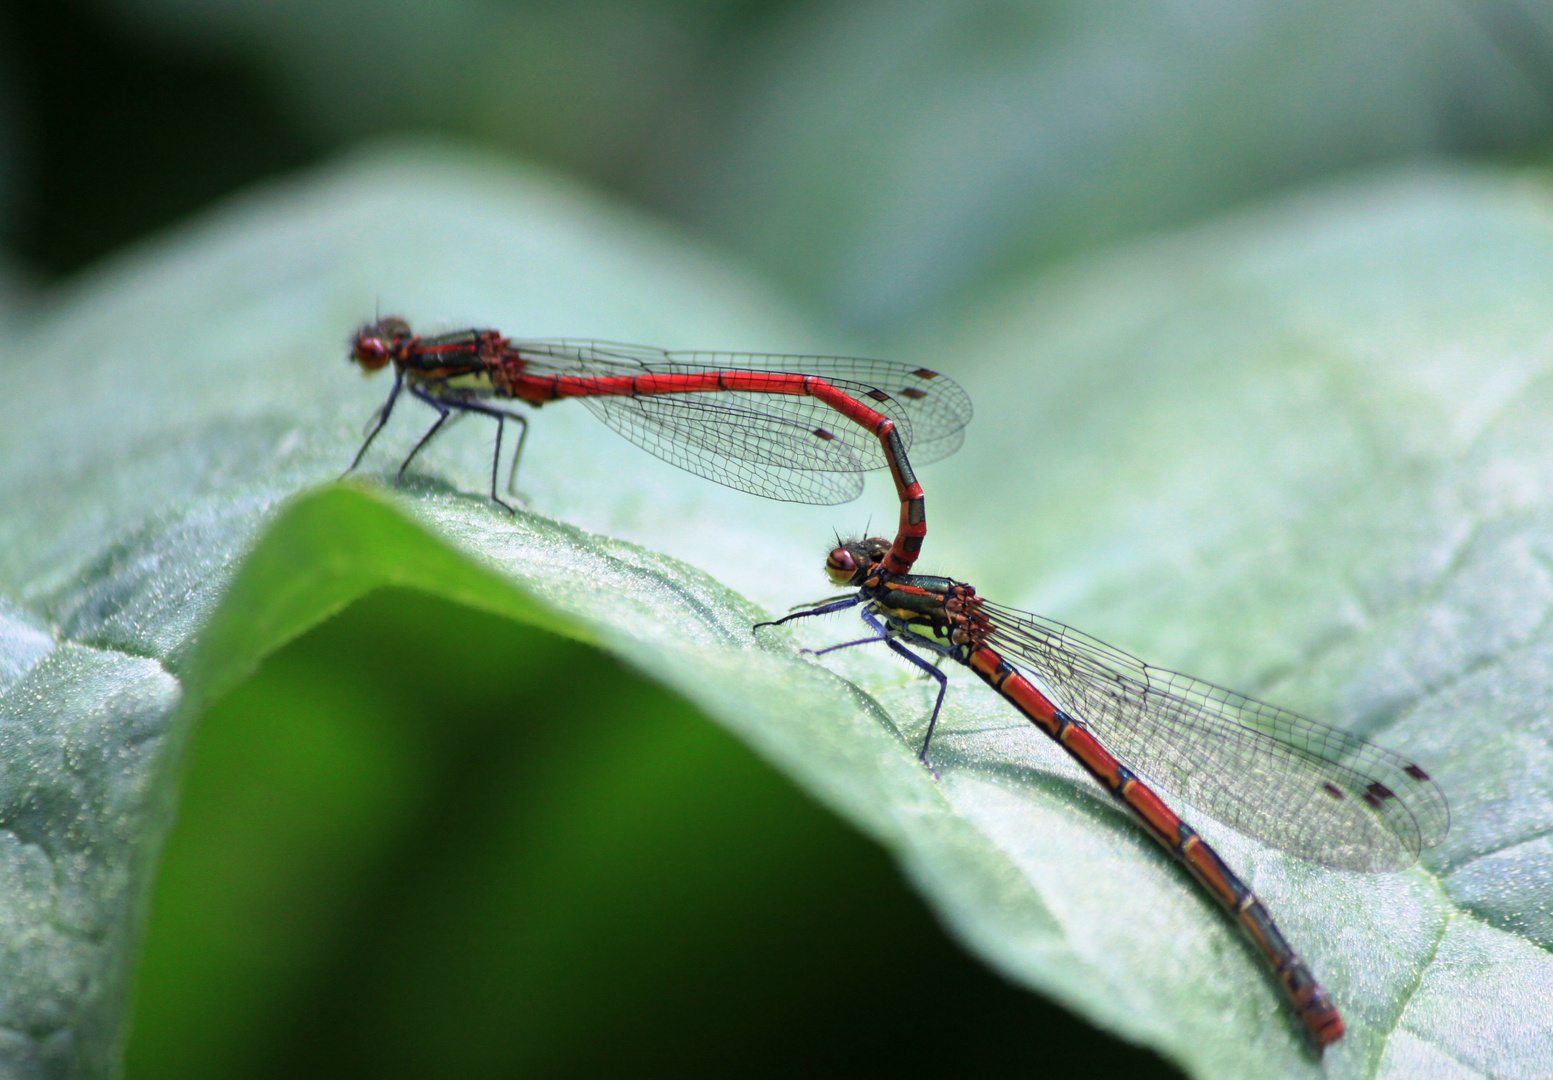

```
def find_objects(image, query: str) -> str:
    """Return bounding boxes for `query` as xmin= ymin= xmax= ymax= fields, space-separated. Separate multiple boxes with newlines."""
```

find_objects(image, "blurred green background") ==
xmin=3 ymin=1 xmax=1552 ymax=1077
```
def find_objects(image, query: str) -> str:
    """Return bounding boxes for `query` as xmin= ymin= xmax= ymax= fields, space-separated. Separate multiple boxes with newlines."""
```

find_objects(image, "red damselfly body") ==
xmin=346 ymin=319 xmax=971 ymax=575
xmin=757 ymin=537 xmax=1451 ymax=1049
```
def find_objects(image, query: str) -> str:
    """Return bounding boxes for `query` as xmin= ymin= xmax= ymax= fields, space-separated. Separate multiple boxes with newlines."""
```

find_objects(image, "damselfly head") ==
xmin=350 ymin=317 xmax=412 ymax=372
xmin=826 ymin=536 xmax=892 ymax=585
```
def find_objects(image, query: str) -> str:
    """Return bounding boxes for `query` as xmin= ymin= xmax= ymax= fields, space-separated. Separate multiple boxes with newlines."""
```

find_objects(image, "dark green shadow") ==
xmin=127 ymin=587 xmax=1182 ymax=1080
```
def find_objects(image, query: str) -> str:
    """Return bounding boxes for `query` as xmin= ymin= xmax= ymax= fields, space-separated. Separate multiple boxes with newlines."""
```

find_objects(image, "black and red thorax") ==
xmin=352 ymin=320 xmax=555 ymax=404
xmin=828 ymin=537 xmax=990 ymax=653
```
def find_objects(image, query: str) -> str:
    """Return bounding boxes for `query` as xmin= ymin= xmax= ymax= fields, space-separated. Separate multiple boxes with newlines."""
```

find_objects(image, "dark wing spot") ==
xmin=1322 ymin=783 xmax=1345 ymax=800
xmin=899 ymin=387 xmax=927 ymax=400
xmin=812 ymin=427 xmax=835 ymax=441
xmin=1362 ymin=792 xmax=1381 ymax=809
xmin=912 ymin=368 xmax=939 ymax=379
xmin=1404 ymin=764 xmax=1430 ymax=781
xmin=865 ymin=389 xmax=891 ymax=402
xmin=1367 ymin=782 xmax=1396 ymax=801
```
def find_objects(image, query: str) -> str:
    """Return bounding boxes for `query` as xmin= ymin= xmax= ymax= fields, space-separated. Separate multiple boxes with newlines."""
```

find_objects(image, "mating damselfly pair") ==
xmin=344 ymin=316 xmax=1450 ymax=1049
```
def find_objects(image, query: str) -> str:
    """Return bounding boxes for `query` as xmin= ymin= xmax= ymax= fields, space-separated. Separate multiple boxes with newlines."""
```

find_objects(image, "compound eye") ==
xmin=825 ymin=545 xmax=858 ymax=585
xmin=353 ymin=337 xmax=391 ymax=370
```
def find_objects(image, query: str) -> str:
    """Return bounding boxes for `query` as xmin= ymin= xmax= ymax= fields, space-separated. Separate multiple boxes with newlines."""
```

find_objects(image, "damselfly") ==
xmin=758 ymin=537 xmax=1451 ymax=1048
xmin=345 ymin=318 xmax=970 ymax=575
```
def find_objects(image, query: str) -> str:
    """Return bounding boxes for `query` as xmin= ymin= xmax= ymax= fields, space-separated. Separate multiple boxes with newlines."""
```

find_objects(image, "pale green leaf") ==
xmin=1 ymin=144 xmax=1548 ymax=1079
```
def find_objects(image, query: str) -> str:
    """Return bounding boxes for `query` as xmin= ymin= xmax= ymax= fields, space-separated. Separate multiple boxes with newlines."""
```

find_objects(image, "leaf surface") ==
xmin=1 ymin=146 xmax=1549 ymax=1079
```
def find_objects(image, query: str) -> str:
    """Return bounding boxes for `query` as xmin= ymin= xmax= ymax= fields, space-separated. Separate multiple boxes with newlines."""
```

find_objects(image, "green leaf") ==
xmin=2 ymin=144 xmax=1550 ymax=1079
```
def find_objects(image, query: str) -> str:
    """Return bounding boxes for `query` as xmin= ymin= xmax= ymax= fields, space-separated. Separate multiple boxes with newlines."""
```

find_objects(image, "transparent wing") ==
xmin=583 ymin=391 xmax=869 ymax=503
xmin=980 ymin=599 xmax=1450 ymax=872
xmin=511 ymin=341 xmax=971 ymax=503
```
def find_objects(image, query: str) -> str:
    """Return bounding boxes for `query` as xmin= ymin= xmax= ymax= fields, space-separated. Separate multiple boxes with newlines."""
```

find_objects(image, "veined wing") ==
xmin=979 ymin=599 xmax=1449 ymax=872
xmin=510 ymin=342 xmax=970 ymax=503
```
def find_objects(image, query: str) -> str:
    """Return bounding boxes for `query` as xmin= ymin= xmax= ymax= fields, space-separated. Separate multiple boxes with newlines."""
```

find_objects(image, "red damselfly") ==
xmin=346 ymin=318 xmax=971 ymax=575
xmin=758 ymin=537 xmax=1451 ymax=1049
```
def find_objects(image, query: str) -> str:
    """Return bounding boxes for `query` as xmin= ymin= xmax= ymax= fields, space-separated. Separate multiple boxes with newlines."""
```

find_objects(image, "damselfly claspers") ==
xmin=757 ymin=537 xmax=1451 ymax=1049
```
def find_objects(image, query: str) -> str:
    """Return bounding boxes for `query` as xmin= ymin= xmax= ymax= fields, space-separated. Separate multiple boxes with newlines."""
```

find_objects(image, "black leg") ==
xmin=844 ymin=612 xmax=950 ymax=764
xmin=882 ymin=640 xmax=950 ymax=763
xmin=451 ymin=400 xmax=533 ymax=512
xmin=505 ymin=414 xmax=530 ymax=497
xmin=810 ymin=628 xmax=889 ymax=655
xmin=399 ymin=388 xmax=531 ymax=512
xmin=345 ymin=370 xmax=404 ymax=477
xmin=437 ymin=398 xmax=532 ymax=512
xmin=399 ymin=386 xmax=453 ymax=485
xmin=791 ymin=606 xmax=952 ymax=769
xmin=753 ymin=592 xmax=865 ymax=630
xmin=360 ymin=401 xmax=387 ymax=435
xmin=487 ymin=411 xmax=511 ymax=512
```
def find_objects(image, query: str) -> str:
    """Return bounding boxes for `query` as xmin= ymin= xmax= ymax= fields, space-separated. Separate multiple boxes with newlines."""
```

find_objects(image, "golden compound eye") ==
xmin=825 ymin=546 xmax=858 ymax=584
